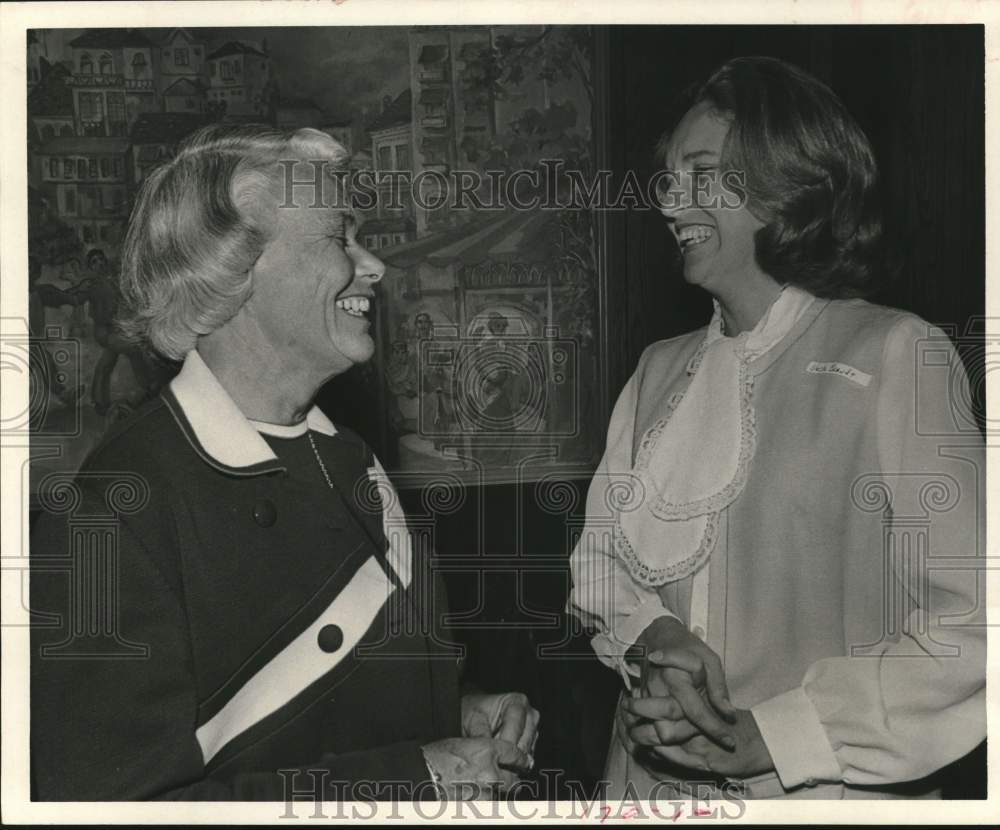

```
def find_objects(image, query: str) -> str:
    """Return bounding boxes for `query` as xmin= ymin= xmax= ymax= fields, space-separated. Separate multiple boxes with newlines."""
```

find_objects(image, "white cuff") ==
xmin=604 ymin=601 xmax=681 ymax=685
xmin=751 ymin=687 xmax=842 ymax=790
xmin=614 ymin=599 xmax=681 ymax=654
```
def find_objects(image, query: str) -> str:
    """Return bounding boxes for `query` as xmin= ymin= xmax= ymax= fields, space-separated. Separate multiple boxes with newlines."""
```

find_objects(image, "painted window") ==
xmin=79 ymin=92 xmax=103 ymax=122
xmin=106 ymin=93 xmax=125 ymax=125
xmin=396 ymin=144 xmax=411 ymax=171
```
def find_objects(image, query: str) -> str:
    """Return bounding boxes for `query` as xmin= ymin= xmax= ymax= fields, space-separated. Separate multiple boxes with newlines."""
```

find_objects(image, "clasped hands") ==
xmin=619 ymin=617 xmax=773 ymax=779
xmin=422 ymin=691 xmax=540 ymax=800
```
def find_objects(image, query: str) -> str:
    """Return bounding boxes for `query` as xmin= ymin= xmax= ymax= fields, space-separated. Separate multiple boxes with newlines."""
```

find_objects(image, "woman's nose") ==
xmin=655 ymin=174 xmax=690 ymax=217
xmin=353 ymin=244 xmax=385 ymax=284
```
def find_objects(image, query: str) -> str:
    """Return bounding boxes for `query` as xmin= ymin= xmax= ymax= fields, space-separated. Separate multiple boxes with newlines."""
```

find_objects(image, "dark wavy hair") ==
xmin=657 ymin=56 xmax=884 ymax=298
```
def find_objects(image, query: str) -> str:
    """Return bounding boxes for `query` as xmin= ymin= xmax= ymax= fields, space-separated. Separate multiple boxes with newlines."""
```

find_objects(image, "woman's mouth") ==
xmin=335 ymin=296 xmax=371 ymax=317
xmin=677 ymin=224 xmax=715 ymax=252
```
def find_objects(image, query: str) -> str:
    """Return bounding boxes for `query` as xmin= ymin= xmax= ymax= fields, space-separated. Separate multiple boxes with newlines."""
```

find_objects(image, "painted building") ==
xmin=158 ymin=29 xmax=208 ymax=114
xmin=206 ymin=40 xmax=273 ymax=118
xmin=162 ymin=78 xmax=207 ymax=114
xmin=66 ymin=29 xmax=160 ymax=137
xmin=158 ymin=28 xmax=207 ymax=90
xmin=365 ymin=90 xmax=416 ymax=251
xmin=35 ymin=136 xmax=132 ymax=253
xmin=406 ymin=27 xmax=505 ymax=235
xmin=130 ymin=112 xmax=211 ymax=184
xmin=29 ymin=60 xmax=76 ymax=144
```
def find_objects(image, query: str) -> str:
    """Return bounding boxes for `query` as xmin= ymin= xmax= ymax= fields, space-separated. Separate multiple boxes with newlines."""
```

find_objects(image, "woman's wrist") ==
xmin=636 ymin=615 xmax=686 ymax=652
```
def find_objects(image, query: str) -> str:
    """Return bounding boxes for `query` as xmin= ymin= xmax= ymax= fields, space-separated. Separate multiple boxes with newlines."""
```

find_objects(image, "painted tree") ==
xmin=28 ymin=187 xmax=81 ymax=267
xmin=460 ymin=27 xmax=602 ymax=461
xmin=462 ymin=26 xmax=599 ymax=355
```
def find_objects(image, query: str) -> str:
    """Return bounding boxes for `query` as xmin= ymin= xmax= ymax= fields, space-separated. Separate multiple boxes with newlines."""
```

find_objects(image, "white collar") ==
xmin=616 ymin=285 xmax=816 ymax=587
xmin=163 ymin=349 xmax=336 ymax=474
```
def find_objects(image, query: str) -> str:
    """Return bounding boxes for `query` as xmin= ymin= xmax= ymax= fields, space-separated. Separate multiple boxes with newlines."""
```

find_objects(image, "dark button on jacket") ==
xmin=317 ymin=624 xmax=344 ymax=653
xmin=252 ymin=499 xmax=277 ymax=527
xmin=30 ymin=395 xmax=460 ymax=801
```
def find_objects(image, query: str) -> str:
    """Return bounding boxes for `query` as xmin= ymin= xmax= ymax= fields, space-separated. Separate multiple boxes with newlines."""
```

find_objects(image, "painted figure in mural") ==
xmin=84 ymin=248 xmax=159 ymax=416
xmin=31 ymin=124 xmax=539 ymax=801
xmin=412 ymin=311 xmax=455 ymax=446
xmin=58 ymin=257 xmax=91 ymax=339
xmin=476 ymin=312 xmax=519 ymax=425
xmin=385 ymin=338 xmax=419 ymax=434
xmin=28 ymin=255 xmax=85 ymax=428
xmin=461 ymin=310 xmax=536 ymax=467
xmin=570 ymin=57 xmax=985 ymax=800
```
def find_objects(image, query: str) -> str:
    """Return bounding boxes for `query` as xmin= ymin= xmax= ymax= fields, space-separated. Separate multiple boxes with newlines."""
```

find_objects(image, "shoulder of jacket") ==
xmin=329 ymin=422 xmax=375 ymax=464
xmin=79 ymin=395 xmax=175 ymax=475
xmin=815 ymin=298 xmax=941 ymax=352
xmin=822 ymin=297 xmax=922 ymax=334
xmin=640 ymin=327 xmax=707 ymax=364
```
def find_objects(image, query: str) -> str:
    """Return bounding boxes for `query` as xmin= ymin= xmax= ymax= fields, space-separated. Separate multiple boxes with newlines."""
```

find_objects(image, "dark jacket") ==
xmin=30 ymin=351 xmax=461 ymax=800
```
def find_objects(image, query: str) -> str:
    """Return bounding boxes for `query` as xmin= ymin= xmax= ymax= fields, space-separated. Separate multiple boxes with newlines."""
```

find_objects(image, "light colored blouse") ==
xmin=569 ymin=297 xmax=986 ymax=798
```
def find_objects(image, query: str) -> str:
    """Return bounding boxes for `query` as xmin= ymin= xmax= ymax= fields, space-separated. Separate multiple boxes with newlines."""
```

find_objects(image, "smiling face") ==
xmin=245 ymin=166 xmax=385 ymax=377
xmin=659 ymin=101 xmax=768 ymax=298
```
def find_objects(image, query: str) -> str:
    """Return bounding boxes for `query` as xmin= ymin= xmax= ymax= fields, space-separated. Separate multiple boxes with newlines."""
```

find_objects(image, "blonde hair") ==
xmin=118 ymin=124 xmax=349 ymax=359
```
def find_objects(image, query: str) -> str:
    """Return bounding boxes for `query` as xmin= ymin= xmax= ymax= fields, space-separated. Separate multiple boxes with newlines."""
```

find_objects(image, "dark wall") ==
xmin=325 ymin=25 xmax=986 ymax=797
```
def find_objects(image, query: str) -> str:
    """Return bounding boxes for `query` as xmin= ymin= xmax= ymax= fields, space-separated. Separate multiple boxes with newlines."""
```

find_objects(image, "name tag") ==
xmin=806 ymin=361 xmax=872 ymax=387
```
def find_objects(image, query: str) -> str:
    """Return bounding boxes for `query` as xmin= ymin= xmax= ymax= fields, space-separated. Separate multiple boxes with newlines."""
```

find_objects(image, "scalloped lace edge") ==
xmin=614 ymin=510 xmax=720 ymax=588
xmin=633 ymin=352 xmax=757 ymax=522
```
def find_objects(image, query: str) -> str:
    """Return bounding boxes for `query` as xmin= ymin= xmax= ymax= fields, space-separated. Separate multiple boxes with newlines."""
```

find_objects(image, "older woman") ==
xmin=570 ymin=57 xmax=985 ymax=800
xmin=31 ymin=124 xmax=538 ymax=801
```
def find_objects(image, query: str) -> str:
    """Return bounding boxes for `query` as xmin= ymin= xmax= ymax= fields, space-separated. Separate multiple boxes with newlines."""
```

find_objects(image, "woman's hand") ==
xmin=422 ymin=737 xmax=531 ymax=800
xmin=623 ymin=698 xmax=774 ymax=779
xmin=461 ymin=692 xmax=540 ymax=756
xmin=633 ymin=618 xmax=737 ymax=747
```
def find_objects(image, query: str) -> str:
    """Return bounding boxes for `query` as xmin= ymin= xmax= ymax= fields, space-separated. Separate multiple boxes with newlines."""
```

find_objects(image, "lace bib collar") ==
xmin=616 ymin=285 xmax=817 ymax=587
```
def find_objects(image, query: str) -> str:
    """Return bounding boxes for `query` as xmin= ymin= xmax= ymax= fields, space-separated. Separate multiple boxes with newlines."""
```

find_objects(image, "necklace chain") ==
xmin=307 ymin=431 xmax=335 ymax=490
